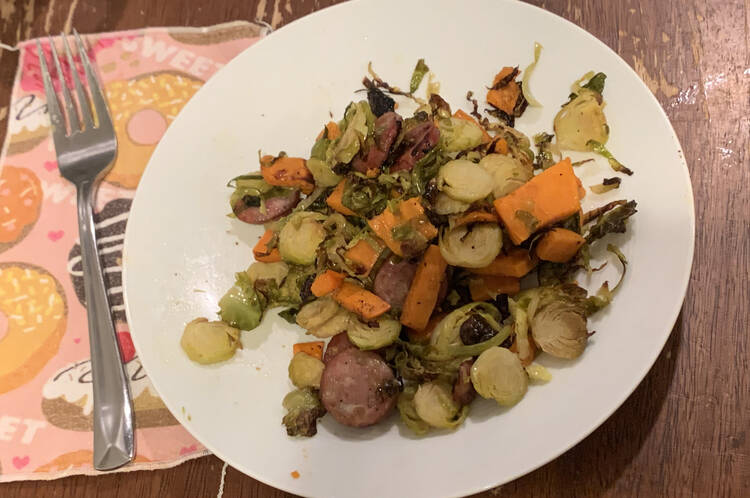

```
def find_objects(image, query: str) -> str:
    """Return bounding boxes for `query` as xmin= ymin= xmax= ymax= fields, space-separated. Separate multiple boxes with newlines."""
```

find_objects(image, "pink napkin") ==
xmin=0 ymin=21 xmax=267 ymax=482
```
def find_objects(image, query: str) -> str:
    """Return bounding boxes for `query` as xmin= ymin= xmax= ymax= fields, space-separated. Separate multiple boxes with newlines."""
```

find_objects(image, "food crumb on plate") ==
xmin=290 ymin=470 xmax=300 ymax=479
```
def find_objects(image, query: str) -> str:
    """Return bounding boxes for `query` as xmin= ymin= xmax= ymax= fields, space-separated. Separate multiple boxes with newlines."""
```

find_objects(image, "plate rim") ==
xmin=122 ymin=0 xmax=696 ymax=495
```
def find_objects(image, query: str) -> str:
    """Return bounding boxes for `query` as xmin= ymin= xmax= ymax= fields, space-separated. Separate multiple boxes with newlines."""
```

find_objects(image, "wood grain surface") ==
xmin=1 ymin=0 xmax=748 ymax=497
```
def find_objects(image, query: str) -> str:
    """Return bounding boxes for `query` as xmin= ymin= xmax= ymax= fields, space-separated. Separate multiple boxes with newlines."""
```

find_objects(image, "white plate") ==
xmin=123 ymin=0 xmax=694 ymax=496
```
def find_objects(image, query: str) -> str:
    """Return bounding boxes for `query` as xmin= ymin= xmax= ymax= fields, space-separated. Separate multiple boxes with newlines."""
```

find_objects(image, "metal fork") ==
xmin=37 ymin=32 xmax=134 ymax=471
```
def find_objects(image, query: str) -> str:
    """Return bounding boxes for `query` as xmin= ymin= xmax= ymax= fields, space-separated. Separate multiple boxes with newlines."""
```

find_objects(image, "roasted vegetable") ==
xmin=439 ymin=222 xmax=503 ymax=268
xmin=218 ymin=273 xmax=264 ymax=330
xmin=293 ymin=341 xmax=325 ymax=360
xmin=279 ymin=212 xmax=327 ymax=265
xmin=470 ymin=346 xmax=528 ymax=406
xmin=493 ymin=158 xmax=583 ymax=244
xmin=282 ymin=388 xmax=326 ymax=437
xmin=310 ymin=270 xmax=345 ymax=297
xmin=260 ymin=154 xmax=315 ymax=194
xmin=585 ymin=200 xmax=638 ymax=243
xmin=347 ymin=316 xmax=401 ymax=350
xmin=522 ymin=42 xmax=544 ymax=107
xmin=410 ymin=58 xmax=430 ymax=93
xmin=334 ymin=282 xmax=391 ymax=320
xmin=397 ymin=385 xmax=431 ymax=435
xmin=590 ymin=177 xmax=622 ymax=194
xmin=479 ymin=153 xmax=533 ymax=198
xmin=587 ymin=140 xmax=634 ymax=175
xmin=535 ymin=228 xmax=586 ymax=263
xmin=471 ymin=247 xmax=537 ymax=278
xmin=252 ymin=230 xmax=281 ymax=262
xmin=330 ymin=100 xmax=375 ymax=166
xmin=401 ymin=245 xmax=448 ymax=330
xmin=326 ymin=180 xmax=357 ymax=216
xmin=246 ymin=261 xmax=289 ymax=286
xmin=437 ymin=159 xmax=494 ymax=203
xmin=554 ymin=86 xmax=609 ymax=151
xmin=288 ymin=351 xmax=325 ymax=388
xmin=180 ymin=318 xmax=241 ymax=364
xmin=296 ymin=296 xmax=340 ymax=331
xmin=430 ymin=302 xmax=504 ymax=353
xmin=438 ymin=117 xmax=485 ymax=153
xmin=413 ymin=381 xmax=469 ymax=429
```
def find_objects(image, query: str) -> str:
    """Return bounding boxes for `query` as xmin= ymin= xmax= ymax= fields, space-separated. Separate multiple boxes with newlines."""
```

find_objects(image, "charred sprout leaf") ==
xmin=582 ymin=199 xmax=628 ymax=225
xmin=585 ymin=200 xmax=638 ymax=243
xmin=587 ymin=140 xmax=634 ymax=175
xmin=571 ymin=158 xmax=595 ymax=167
xmin=329 ymin=101 xmax=375 ymax=166
xmin=278 ymin=307 xmax=299 ymax=324
xmin=584 ymin=242 xmax=629 ymax=316
xmin=590 ymin=177 xmax=622 ymax=194
xmin=410 ymin=145 xmax=446 ymax=196
xmin=342 ymin=176 xmax=389 ymax=217
xmin=429 ymin=94 xmax=452 ymax=118
xmin=533 ymin=132 xmax=556 ymax=169
xmin=219 ymin=272 xmax=265 ymax=331
xmin=582 ymin=72 xmax=607 ymax=95
xmin=538 ymin=260 xmax=577 ymax=286
xmin=366 ymin=82 xmax=396 ymax=117
xmin=522 ymin=42 xmax=544 ymax=107
xmin=465 ymin=90 xmax=482 ymax=120
xmin=282 ymin=388 xmax=326 ymax=437
xmin=410 ymin=58 xmax=430 ymax=94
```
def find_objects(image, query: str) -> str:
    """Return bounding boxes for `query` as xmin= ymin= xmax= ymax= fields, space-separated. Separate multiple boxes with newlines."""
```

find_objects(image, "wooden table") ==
xmin=1 ymin=0 xmax=747 ymax=496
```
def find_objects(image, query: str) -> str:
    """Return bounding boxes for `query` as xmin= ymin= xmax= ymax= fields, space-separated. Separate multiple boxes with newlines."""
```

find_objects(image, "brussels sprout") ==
xmin=279 ymin=212 xmax=327 ymax=265
xmin=432 ymin=192 xmax=470 ymax=215
xmin=282 ymin=387 xmax=326 ymax=437
xmin=288 ymin=352 xmax=325 ymax=388
xmin=430 ymin=302 xmax=504 ymax=353
xmin=246 ymin=261 xmax=289 ymax=286
xmin=470 ymin=347 xmax=528 ymax=406
xmin=478 ymin=154 xmax=533 ymax=198
xmin=308 ymin=309 xmax=352 ymax=339
xmin=296 ymin=296 xmax=340 ymax=331
xmin=554 ymin=91 xmax=609 ymax=151
xmin=530 ymin=297 xmax=588 ymax=359
xmin=397 ymin=385 xmax=431 ymax=436
xmin=525 ymin=363 xmax=552 ymax=382
xmin=347 ymin=317 xmax=401 ymax=350
xmin=218 ymin=273 xmax=264 ymax=331
xmin=413 ymin=381 xmax=468 ymax=429
xmin=439 ymin=223 xmax=502 ymax=268
xmin=438 ymin=117 xmax=485 ymax=153
xmin=329 ymin=101 xmax=375 ymax=165
xmin=306 ymin=157 xmax=341 ymax=187
xmin=180 ymin=318 xmax=241 ymax=364
xmin=437 ymin=159 xmax=494 ymax=203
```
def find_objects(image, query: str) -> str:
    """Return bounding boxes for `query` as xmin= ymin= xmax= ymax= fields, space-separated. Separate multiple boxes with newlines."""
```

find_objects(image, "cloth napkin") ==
xmin=0 ymin=21 xmax=267 ymax=482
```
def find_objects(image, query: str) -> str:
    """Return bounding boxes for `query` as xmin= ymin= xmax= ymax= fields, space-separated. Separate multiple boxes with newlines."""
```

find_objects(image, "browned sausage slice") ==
xmin=373 ymin=258 xmax=417 ymax=310
xmin=323 ymin=332 xmax=356 ymax=364
xmin=233 ymin=190 xmax=300 ymax=224
xmin=320 ymin=348 xmax=399 ymax=427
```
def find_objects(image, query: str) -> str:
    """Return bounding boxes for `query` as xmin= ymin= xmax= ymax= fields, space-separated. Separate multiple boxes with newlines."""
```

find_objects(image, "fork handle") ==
xmin=76 ymin=180 xmax=135 ymax=471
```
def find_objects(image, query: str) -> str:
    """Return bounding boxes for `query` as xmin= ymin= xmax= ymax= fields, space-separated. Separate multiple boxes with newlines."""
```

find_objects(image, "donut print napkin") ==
xmin=0 ymin=21 xmax=268 ymax=482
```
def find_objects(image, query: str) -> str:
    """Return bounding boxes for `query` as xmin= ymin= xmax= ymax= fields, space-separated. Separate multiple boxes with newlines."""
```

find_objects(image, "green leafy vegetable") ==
xmin=219 ymin=272 xmax=265 ymax=330
xmin=585 ymin=200 xmax=638 ymax=243
xmin=282 ymin=388 xmax=326 ymax=437
xmin=590 ymin=177 xmax=622 ymax=194
xmin=278 ymin=307 xmax=299 ymax=324
xmin=342 ymin=177 xmax=389 ymax=217
xmin=329 ymin=101 xmax=375 ymax=166
xmin=582 ymin=72 xmax=607 ymax=95
xmin=587 ymin=140 xmax=633 ymax=175
xmin=533 ymin=132 xmax=556 ymax=169
xmin=409 ymin=58 xmax=430 ymax=94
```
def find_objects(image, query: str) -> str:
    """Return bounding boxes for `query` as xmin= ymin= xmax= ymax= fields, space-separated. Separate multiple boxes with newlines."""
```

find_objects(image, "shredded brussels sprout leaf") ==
xmin=410 ymin=58 xmax=430 ymax=94
xmin=587 ymin=140 xmax=634 ymax=175
xmin=522 ymin=42 xmax=544 ymax=107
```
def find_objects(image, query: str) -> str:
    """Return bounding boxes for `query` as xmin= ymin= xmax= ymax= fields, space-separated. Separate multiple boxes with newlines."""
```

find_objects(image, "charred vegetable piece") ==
xmin=585 ymin=200 xmax=638 ymax=243
xmin=409 ymin=58 xmax=430 ymax=93
xmin=289 ymin=351 xmax=325 ymax=388
xmin=218 ymin=273 xmax=264 ymax=331
xmin=282 ymin=388 xmax=326 ymax=437
xmin=587 ymin=140 xmax=634 ymax=176
xmin=589 ymin=177 xmax=622 ymax=194
xmin=367 ymin=85 xmax=395 ymax=117
xmin=279 ymin=213 xmax=327 ymax=265
xmin=459 ymin=314 xmax=499 ymax=345
xmin=260 ymin=155 xmax=315 ymax=194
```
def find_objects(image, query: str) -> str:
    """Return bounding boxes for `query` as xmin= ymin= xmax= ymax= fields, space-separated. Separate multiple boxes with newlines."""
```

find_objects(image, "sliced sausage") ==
xmin=323 ymin=332 xmax=356 ymax=364
xmin=391 ymin=122 xmax=440 ymax=172
xmin=233 ymin=190 xmax=300 ymax=224
xmin=352 ymin=112 xmax=402 ymax=173
xmin=373 ymin=258 xmax=417 ymax=310
xmin=452 ymin=359 xmax=476 ymax=405
xmin=320 ymin=348 xmax=399 ymax=427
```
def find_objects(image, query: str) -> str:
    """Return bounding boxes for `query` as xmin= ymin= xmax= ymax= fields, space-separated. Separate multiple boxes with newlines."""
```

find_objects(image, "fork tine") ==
xmin=48 ymin=35 xmax=80 ymax=134
xmin=73 ymin=29 xmax=113 ymax=130
xmin=61 ymin=32 xmax=95 ymax=130
xmin=36 ymin=40 xmax=67 ymax=142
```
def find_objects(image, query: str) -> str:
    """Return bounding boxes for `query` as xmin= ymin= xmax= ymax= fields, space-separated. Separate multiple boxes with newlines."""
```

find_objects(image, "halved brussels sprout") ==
xmin=246 ymin=261 xmax=289 ymax=286
xmin=329 ymin=101 xmax=375 ymax=164
xmin=437 ymin=159 xmax=494 ymax=203
xmin=180 ymin=318 xmax=240 ymax=364
xmin=438 ymin=117 xmax=485 ymax=153
xmin=309 ymin=309 xmax=352 ymax=339
xmin=282 ymin=387 xmax=326 ymax=437
xmin=470 ymin=346 xmax=528 ymax=406
xmin=279 ymin=212 xmax=327 ymax=265
xmin=347 ymin=317 xmax=401 ymax=350
xmin=397 ymin=385 xmax=431 ymax=436
xmin=430 ymin=302 xmax=504 ymax=353
xmin=478 ymin=154 xmax=533 ymax=198
xmin=218 ymin=273 xmax=264 ymax=331
xmin=288 ymin=351 xmax=325 ymax=388
xmin=306 ymin=157 xmax=341 ymax=187
xmin=554 ymin=91 xmax=608 ymax=151
xmin=432 ymin=192 xmax=470 ymax=215
xmin=296 ymin=296 xmax=340 ymax=331
xmin=413 ymin=381 xmax=468 ymax=429
xmin=530 ymin=300 xmax=588 ymax=359
xmin=439 ymin=223 xmax=502 ymax=268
